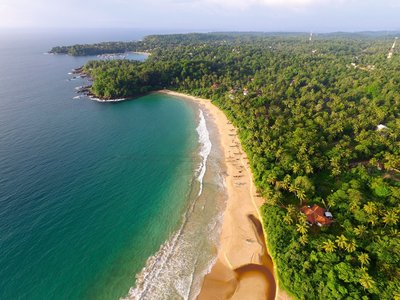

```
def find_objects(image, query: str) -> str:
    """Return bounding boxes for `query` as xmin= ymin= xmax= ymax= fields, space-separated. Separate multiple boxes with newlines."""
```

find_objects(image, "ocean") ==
xmin=0 ymin=29 xmax=225 ymax=299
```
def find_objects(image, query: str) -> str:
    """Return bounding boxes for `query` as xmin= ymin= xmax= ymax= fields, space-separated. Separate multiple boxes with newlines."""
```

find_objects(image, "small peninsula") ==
xmin=54 ymin=32 xmax=400 ymax=299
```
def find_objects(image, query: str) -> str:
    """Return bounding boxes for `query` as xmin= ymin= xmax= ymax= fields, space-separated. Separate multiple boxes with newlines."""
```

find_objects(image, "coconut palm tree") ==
xmin=349 ymin=198 xmax=360 ymax=212
xmin=283 ymin=214 xmax=293 ymax=225
xmin=368 ymin=214 xmax=378 ymax=226
xmin=299 ymin=234 xmax=308 ymax=246
xmin=322 ymin=239 xmax=336 ymax=253
xmin=353 ymin=225 xmax=367 ymax=236
xmin=283 ymin=175 xmax=292 ymax=189
xmin=336 ymin=235 xmax=348 ymax=249
xmin=292 ymin=162 xmax=301 ymax=174
xmin=286 ymin=204 xmax=296 ymax=216
xmin=321 ymin=199 xmax=330 ymax=210
xmin=383 ymin=210 xmax=399 ymax=226
xmin=296 ymin=223 xmax=308 ymax=235
xmin=298 ymin=213 xmax=308 ymax=224
xmin=359 ymin=271 xmax=375 ymax=290
xmin=295 ymin=189 xmax=307 ymax=205
xmin=346 ymin=239 xmax=357 ymax=253
xmin=358 ymin=253 xmax=370 ymax=267
xmin=363 ymin=202 xmax=377 ymax=214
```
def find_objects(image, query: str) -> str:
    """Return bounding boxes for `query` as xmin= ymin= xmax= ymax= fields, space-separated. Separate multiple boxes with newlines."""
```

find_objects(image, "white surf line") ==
xmin=196 ymin=109 xmax=212 ymax=197
xmin=122 ymin=109 xmax=213 ymax=300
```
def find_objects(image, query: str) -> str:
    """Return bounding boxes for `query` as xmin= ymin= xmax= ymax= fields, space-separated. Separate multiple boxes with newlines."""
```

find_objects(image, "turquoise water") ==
xmin=0 ymin=30 xmax=210 ymax=299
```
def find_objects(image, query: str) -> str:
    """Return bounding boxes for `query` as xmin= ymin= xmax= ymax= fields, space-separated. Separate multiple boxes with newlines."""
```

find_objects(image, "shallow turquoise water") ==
xmin=0 ymin=31 xmax=200 ymax=299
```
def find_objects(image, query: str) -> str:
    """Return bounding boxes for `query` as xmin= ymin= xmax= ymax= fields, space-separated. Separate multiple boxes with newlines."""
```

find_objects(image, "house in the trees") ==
xmin=300 ymin=204 xmax=333 ymax=227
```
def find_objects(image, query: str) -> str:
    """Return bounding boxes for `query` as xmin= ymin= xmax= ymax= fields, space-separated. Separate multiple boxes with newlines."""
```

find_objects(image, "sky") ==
xmin=0 ymin=0 xmax=399 ymax=32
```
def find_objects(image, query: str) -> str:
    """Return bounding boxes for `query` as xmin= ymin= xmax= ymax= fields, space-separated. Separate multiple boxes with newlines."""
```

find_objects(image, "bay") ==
xmin=0 ymin=29 xmax=201 ymax=299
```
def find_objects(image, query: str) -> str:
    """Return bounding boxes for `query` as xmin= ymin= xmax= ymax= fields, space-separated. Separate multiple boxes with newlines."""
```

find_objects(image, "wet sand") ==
xmin=157 ymin=90 xmax=277 ymax=300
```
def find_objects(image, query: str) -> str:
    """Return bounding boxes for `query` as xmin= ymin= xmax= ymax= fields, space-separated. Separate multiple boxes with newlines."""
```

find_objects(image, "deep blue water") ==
xmin=0 ymin=30 xmax=199 ymax=299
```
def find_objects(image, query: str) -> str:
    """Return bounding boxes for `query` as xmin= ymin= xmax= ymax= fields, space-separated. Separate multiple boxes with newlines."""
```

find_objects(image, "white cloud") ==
xmin=0 ymin=0 xmax=398 ymax=30
xmin=197 ymin=0 xmax=334 ymax=7
xmin=194 ymin=0 xmax=342 ymax=9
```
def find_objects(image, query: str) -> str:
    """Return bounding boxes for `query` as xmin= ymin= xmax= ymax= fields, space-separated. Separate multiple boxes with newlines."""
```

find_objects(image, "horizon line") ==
xmin=0 ymin=27 xmax=400 ymax=34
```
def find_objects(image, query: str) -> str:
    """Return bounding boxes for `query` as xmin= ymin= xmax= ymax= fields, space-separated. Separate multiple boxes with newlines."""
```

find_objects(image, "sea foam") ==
xmin=195 ymin=110 xmax=212 ymax=196
xmin=122 ymin=109 xmax=219 ymax=300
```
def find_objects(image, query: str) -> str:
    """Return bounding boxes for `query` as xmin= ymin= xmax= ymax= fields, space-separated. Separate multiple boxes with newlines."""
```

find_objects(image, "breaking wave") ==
xmin=122 ymin=108 xmax=221 ymax=300
xmin=195 ymin=110 xmax=212 ymax=196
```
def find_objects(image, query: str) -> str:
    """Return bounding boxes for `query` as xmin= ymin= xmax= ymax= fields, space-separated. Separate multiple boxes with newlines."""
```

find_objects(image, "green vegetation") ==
xmin=63 ymin=33 xmax=400 ymax=298
xmin=50 ymin=32 xmax=275 ymax=56
xmin=50 ymin=41 xmax=140 ymax=56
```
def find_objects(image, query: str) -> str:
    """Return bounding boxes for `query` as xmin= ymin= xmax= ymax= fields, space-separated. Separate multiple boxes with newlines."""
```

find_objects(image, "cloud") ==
xmin=193 ymin=0 xmax=343 ymax=9
xmin=0 ymin=0 xmax=398 ymax=31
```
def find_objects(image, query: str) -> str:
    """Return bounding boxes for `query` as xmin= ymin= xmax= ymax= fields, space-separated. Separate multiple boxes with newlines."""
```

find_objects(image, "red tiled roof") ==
xmin=316 ymin=215 xmax=332 ymax=225
xmin=300 ymin=204 xmax=332 ymax=226
xmin=300 ymin=206 xmax=315 ymax=223
xmin=312 ymin=205 xmax=325 ymax=216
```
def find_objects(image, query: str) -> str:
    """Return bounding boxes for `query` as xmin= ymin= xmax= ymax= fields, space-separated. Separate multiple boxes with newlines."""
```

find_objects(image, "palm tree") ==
xmin=288 ymin=185 xmax=297 ymax=194
xmin=298 ymin=213 xmax=308 ymax=224
xmin=349 ymin=199 xmax=360 ymax=212
xmin=383 ymin=210 xmax=399 ymax=226
xmin=292 ymin=162 xmax=301 ymax=174
xmin=368 ymin=215 xmax=378 ymax=227
xmin=390 ymin=228 xmax=399 ymax=236
xmin=295 ymin=189 xmax=307 ymax=205
xmin=359 ymin=271 xmax=375 ymax=290
xmin=358 ymin=253 xmax=370 ymax=267
xmin=266 ymin=172 xmax=277 ymax=185
xmin=327 ymin=197 xmax=336 ymax=209
xmin=283 ymin=175 xmax=292 ymax=189
xmin=296 ymin=223 xmax=308 ymax=235
xmin=283 ymin=214 xmax=293 ymax=225
xmin=322 ymin=239 xmax=336 ymax=253
xmin=321 ymin=199 xmax=330 ymax=210
xmin=336 ymin=235 xmax=348 ymax=249
xmin=346 ymin=239 xmax=357 ymax=253
xmin=299 ymin=234 xmax=308 ymax=246
xmin=363 ymin=202 xmax=377 ymax=214
xmin=353 ymin=225 xmax=367 ymax=236
xmin=305 ymin=163 xmax=314 ymax=174
xmin=275 ymin=181 xmax=285 ymax=190
xmin=286 ymin=204 xmax=296 ymax=216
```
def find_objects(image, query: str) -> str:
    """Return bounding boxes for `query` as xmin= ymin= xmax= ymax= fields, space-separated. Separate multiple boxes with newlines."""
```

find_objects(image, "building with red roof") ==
xmin=300 ymin=204 xmax=333 ymax=227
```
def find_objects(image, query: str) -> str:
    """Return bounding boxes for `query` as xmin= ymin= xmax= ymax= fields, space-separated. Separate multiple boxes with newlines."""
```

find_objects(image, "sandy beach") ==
xmin=158 ymin=90 xmax=277 ymax=300
xmin=132 ymin=51 xmax=151 ymax=56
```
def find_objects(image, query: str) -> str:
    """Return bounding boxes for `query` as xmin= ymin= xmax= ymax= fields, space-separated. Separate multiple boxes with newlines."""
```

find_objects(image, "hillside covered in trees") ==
xmin=58 ymin=33 xmax=400 ymax=299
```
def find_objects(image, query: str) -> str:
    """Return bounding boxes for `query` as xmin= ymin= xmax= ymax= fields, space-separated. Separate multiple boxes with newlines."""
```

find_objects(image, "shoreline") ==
xmin=122 ymin=97 xmax=226 ymax=300
xmin=157 ymin=90 xmax=277 ymax=300
xmin=132 ymin=51 xmax=151 ymax=56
